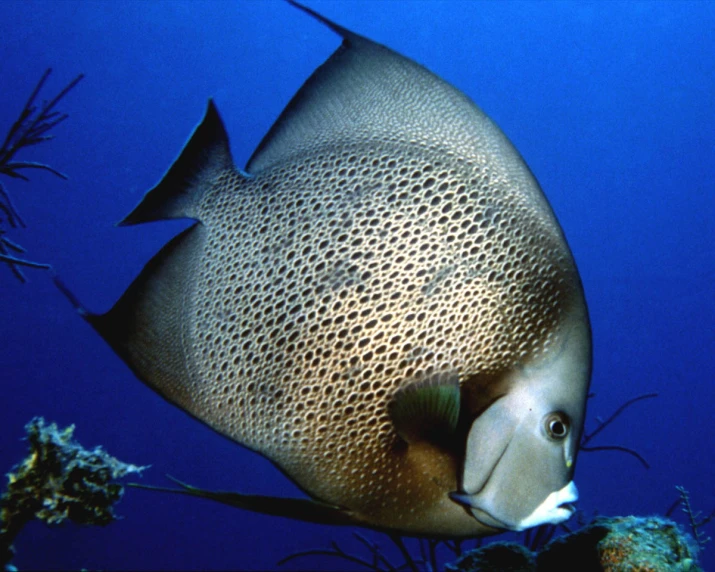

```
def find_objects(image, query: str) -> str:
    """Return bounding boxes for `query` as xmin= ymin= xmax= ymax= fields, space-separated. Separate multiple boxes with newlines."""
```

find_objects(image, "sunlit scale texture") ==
xmin=179 ymin=136 xmax=580 ymax=524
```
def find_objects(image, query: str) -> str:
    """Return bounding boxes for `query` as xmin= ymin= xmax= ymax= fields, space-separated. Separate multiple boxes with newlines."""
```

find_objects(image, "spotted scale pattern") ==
xmin=180 ymin=135 xmax=580 ymax=527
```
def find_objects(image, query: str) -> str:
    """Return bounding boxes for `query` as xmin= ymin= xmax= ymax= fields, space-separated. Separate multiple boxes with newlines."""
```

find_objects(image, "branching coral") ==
xmin=580 ymin=392 xmax=658 ymax=469
xmin=0 ymin=68 xmax=83 ymax=281
xmin=668 ymin=487 xmax=713 ymax=550
xmin=0 ymin=417 xmax=146 ymax=570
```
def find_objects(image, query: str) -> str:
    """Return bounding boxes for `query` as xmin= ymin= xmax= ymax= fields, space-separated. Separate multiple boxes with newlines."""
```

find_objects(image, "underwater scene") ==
xmin=1 ymin=1 xmax=713 ymax=570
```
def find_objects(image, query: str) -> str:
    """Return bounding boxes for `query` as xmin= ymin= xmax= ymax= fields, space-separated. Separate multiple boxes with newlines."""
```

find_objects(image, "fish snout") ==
xmin=449 ymin=480 xmax=579 ymax=532
xmin=516 ymin=480 xmax=579 ymax=530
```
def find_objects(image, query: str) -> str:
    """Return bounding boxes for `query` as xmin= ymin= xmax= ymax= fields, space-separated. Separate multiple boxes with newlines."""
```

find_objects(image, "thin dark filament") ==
xmin=579 ymin=392 xmax=658 ymax=470
xmin=0 ymin=252 xmax=50 ymax=269
xmin=0 ymin=69 xmax=51 ymax=154
xmin=277 ymin=533 xmax=400 ymax=571
xmin=2 ymin=161 xmax=68 ymax=181
xmin=388 ymin=535 xmax=419 ymax=572
xmin=1 ymin=70 xmax=83 ymax=162
xmin=277 ymin=546 xmax=381 ymax=570
xmin=0 ymin=181 xmax=25 ymax=227
xmin=581 ymin=393 xmax=658 ymax=446
xmin=427 ymin=539 xmax=438 ymax=572
xmin=353 ymin=532 xmax=398 ymax=572
xmin=579 ymin=444 xmax=650 ymax=469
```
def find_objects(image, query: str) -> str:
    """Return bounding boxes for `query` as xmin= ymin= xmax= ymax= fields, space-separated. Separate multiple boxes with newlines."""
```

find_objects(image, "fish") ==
xmin=57 ymin=0 xmax=592 ymax=538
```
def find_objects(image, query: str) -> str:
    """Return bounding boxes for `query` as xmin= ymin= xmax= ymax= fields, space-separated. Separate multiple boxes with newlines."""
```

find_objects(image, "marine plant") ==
xmin=667 ymin=486 xmax=714 ymax=550
xmin=579 ymin=392 xmax=658 ymax=469
xmin=0 ymin=68 xmax=83 ymax=281
xmin=0 ymin=417 xmax=146 ymax=570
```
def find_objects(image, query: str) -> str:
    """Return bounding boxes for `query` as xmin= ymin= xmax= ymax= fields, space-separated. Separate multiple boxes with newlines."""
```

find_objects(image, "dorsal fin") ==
xmin=121 ymin=100 xmax=234 ymax=225
xmin=246 ymin=1 xmax=520 ymax=175
xmin=389 ymin=371 xmax=461 ymax=445
xmin=286 ymin=0 xmax=363 ymax=44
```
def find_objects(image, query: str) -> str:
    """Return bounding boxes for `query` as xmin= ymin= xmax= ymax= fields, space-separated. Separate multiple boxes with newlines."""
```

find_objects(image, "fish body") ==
xmin=78 ymin=2 xmax=592 ymax=537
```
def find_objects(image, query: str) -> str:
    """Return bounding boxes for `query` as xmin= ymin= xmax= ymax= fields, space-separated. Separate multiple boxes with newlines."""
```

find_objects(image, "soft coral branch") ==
xmin=0 ymin=68 xmax=83 ymax=280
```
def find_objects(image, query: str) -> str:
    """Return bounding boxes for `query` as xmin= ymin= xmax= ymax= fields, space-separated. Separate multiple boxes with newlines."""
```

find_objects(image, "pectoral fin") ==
xmin=130 ymin=477 xmax=358 ymax=527
xmin=388 ymin=371 xmax=461 ymax=445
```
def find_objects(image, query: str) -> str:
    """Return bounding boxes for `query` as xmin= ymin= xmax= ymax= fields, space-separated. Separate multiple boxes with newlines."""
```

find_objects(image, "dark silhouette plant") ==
xmin=667 ymin=486 xmax=714 ymax=550
xmin=0 ymin=68 xmax=83 ymax=281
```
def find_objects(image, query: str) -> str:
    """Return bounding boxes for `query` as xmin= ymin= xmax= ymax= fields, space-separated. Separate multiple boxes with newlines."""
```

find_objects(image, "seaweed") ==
xmin=0 ymin=417 xmax=146 ymax=570
xmin=278 ymin=532 xmax=405 ymax=571
xmin=666 ymin=486 xmax=714 ymax=550
xmin=278 ymin=534 xmax=474 ymax=572
xmin=580 ymin=392 xmax=658 ymax=469
xmin=0 ymin=69 xmax=83 ymax=281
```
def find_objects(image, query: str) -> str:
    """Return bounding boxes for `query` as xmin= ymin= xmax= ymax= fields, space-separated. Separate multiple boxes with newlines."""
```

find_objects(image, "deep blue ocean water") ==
xmin=1 ymin=1 xmax=713 ymax=570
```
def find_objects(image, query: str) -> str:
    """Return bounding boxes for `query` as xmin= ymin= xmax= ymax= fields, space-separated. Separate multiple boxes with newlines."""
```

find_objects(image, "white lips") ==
xmin=513 ymin=481 xmax=579 ymax=531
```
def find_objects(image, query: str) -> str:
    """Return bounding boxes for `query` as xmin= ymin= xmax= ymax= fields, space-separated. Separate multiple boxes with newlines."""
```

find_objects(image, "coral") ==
xmin=0 ymin=69 xmax=82 ymax=281
xmin=0 ymin=417 xmax=146 ymax=569
xmin=446 ymin=516 xmax=701 ymax=572
xmin=580 ymin=392 xmax=659 ymax=469
xmin=671 ymin=486 xmax=713 ymax=550
xmin=593 ymin=516 xmax=700 ymax=572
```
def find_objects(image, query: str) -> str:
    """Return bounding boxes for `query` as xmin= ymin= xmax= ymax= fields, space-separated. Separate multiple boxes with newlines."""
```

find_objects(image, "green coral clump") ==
xmin=595 ymin=516 xmax=700 ymax=572
xmin=0 ymin=417 xmax=146 ymax=569
xmin=446 ymin=516 xmax=701 ymax=572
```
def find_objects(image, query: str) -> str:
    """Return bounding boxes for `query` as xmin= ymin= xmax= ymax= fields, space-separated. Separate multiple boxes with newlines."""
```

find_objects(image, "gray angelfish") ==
xmin=58 ymin=0 xmax=591 ymax=537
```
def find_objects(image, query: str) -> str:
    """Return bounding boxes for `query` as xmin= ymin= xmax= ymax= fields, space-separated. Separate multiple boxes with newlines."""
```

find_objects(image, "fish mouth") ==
xmin=559 ymin=501 xmax=576 ymax=514
xmin=547 ymin=500 xmax=576 ymax=525
xmin=449 ymin=481 xmax=578 ymax=532
xmin=515 ymin=481 xmax=579 ymax=530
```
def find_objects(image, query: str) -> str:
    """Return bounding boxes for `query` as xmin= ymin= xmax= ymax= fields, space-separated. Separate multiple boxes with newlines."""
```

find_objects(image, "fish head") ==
xmin=452 ymin=307 xmax=591 ymax=531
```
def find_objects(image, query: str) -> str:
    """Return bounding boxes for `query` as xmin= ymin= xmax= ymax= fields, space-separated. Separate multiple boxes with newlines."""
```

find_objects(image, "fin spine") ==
xmin=287 ymin=0 xmax=359 ymax=42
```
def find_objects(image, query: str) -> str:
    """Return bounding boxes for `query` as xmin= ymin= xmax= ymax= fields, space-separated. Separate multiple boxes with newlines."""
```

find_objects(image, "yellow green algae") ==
xmin=0 ymin=417 xmax=145 ymax=570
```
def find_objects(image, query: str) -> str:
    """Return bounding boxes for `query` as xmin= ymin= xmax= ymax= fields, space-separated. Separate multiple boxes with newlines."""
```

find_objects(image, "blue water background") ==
xmin=1 ymin=1 xmax=713 ymax=570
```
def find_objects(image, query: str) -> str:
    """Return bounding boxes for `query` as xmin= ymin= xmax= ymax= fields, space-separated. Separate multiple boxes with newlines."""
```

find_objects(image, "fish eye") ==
xmin=544 ymin=413 xmax=570 ymax=440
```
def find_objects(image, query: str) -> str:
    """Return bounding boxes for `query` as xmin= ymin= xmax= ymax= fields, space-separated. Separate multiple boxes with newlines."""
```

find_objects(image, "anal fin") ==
xmin=129 ymin=476 xmax=358 ymax=528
